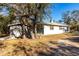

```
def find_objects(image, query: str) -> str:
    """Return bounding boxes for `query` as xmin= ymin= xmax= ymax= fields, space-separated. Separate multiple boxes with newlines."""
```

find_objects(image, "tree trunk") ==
xmin=30 ymin=30 xmax=35 ymax=39
xmin=21 ymin=25 xmax=26 ymax=39
xmin=30 ymin=24 xmax=37 ymax=39
xmin=34 ymin=24 xmax=37 ymax=38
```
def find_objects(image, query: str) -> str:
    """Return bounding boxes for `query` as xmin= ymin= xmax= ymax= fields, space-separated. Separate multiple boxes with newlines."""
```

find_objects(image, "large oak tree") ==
xmin=0 ymin=3 xmax=52 ymax=39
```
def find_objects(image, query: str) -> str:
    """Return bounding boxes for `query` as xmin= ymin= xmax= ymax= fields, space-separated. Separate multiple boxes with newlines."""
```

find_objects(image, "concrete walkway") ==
xmin=0 ymin=36 xmax=10 ymax=40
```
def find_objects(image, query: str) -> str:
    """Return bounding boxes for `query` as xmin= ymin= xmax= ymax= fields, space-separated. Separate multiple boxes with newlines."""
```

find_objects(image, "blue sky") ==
xmin=51 ymin=3 xmax=79 ymax=21
xmin=0 ymin=7 xmax=9 ymax=16
xmin=1 ymin=3 xmax=79 ymax=21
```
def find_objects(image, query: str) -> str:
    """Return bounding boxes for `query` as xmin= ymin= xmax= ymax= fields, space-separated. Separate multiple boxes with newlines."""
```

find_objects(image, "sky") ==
xmin=51 ymin=3 xmax=79 ymax=21
xmin=1 ymin=3 xmax=79 ymax=21
xmin=0 ymin=7 xmax=9 ymax=16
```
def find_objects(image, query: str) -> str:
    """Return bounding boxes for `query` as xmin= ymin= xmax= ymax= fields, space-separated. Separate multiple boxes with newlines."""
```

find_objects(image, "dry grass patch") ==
xmin=0 ymin=33 xmax=73 ymax=56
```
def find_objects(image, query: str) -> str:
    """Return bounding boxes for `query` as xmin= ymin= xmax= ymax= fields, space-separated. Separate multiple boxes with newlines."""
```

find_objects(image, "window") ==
xmin=59 ymin=26 xmax=64 ymax=30
xmin=50 ymin=26 xmax=54 ymax=30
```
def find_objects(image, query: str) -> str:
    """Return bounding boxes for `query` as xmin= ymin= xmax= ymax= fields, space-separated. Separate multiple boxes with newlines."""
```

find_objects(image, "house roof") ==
xmin=8 ymin=18 xmax=68 ymax=27
xmin=37 ymin=22 xmax=68 ymax=27
xmin=8 ymin=19 xmax=22 ymax=27
xmin=8 ymin=22 xmax=68 ymax=27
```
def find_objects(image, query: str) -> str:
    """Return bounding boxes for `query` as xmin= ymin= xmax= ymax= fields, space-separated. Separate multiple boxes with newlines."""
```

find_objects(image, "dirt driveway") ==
xmin=44 ymin=36 xmax=79 ymax=56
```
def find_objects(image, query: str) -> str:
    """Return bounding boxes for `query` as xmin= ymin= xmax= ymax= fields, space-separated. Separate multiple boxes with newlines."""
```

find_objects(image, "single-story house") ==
xmin=36 ymin=22 xmax=69 ymax=35
xmin=8 ymin=19 xmax=69 ymax=38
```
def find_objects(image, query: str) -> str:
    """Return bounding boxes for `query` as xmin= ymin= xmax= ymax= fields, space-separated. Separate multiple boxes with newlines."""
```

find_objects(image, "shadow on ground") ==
xmin=37 ymin=41 xmax=79 ymax=56
xmin=66 ymin=36 xmax=79 ymax=43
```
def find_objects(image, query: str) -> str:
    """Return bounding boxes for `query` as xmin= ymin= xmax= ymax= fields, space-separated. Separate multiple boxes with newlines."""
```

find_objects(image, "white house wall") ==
xmin=44 ymin=25 xmax=65 ymax=35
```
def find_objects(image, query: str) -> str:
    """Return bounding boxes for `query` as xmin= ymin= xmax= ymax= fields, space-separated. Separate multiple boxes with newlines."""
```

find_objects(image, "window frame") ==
xmin=50 ymin=25 xmax=54 ymax=30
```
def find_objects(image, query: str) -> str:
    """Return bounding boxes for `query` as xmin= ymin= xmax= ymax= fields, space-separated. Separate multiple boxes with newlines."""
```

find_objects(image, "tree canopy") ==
xmin=0 ymin=3 xmax=52 ymax=38
xmin=62 ymin=10 xmax=79 ymax=32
